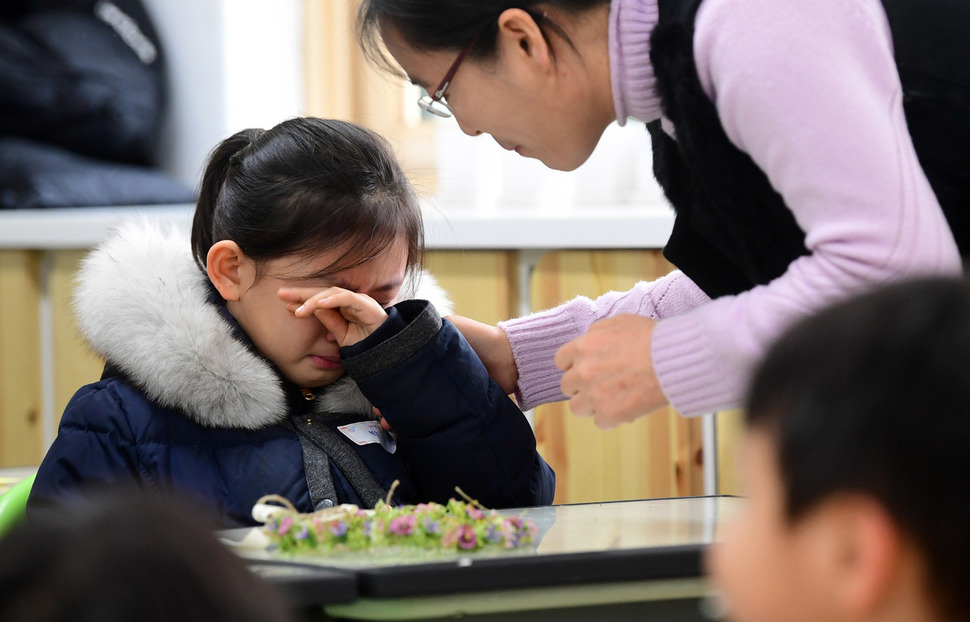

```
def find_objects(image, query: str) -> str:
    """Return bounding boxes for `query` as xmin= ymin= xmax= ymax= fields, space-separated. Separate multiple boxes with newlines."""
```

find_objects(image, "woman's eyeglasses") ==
xmin=417 ymin=12 xmax=553 ymax=119
xmin=417 ymin=32 xmax=482 ymax=118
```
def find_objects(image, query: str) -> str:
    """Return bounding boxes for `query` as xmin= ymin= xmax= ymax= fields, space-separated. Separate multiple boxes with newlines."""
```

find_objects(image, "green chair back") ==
xmin=0 ymin=473 xmax=35 ymax=539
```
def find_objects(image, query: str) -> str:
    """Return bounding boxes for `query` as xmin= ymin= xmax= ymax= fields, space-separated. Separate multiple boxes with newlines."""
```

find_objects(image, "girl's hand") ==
xmin=374 ymin=407 xmax=392 ymax=431
xmin=278 ymin=287 xmax=388 ymax=347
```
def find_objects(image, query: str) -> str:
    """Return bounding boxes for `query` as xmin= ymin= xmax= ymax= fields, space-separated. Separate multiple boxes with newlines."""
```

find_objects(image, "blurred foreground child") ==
xmin=0 ymin=491 xmax=298 ymax=622
xmin=710 ymin=277 xmax=970 ymax=622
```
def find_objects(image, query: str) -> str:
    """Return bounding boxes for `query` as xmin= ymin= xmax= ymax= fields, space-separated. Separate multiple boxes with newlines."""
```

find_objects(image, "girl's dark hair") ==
xmin=357 ymin=1 xmax=609 ymax=76
xmin=191 ymin=117 xmax=423 ymax=281
xmin=745 ymin=277 xmax=970 ymax=621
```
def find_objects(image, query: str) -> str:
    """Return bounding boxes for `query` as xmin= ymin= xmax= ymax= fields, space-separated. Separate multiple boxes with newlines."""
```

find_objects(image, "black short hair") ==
xmin=0 ymin=490 xmax=300 ymax=622
xmin=746 ymin=276 xmax=970 ymax=621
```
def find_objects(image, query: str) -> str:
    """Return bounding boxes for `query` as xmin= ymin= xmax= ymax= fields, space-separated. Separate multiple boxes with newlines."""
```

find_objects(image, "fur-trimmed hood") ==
xmin=73 ymin=219 xmax=453 ymax=430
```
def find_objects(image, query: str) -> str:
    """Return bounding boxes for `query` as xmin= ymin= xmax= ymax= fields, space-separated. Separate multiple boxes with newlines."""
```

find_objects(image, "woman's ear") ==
xmin=206 ymin=240 xmax=252 ymax=302
xmin=495 ymin=8 xmax=554 ymax=73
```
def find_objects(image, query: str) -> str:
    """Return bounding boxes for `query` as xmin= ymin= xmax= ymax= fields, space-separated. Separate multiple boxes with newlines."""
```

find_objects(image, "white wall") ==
xmin=433 ymin=120 xmax=665 ymax=212
xmin=140 ymin=0 xmax=305 ymax=189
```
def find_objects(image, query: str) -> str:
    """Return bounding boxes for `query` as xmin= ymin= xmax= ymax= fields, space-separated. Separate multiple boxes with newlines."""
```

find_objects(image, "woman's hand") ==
xmin=555 ymin=314 xmax=669 ymax=429
xmin=447 ymin=315 xmax=519 ymax=395
xmin=278 ymin=287 xmax=387 ymax=347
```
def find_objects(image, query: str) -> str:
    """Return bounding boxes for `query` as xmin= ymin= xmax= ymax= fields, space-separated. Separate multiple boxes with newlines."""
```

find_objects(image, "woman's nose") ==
xmin=454 ymin=115 xmax=483 ymax=138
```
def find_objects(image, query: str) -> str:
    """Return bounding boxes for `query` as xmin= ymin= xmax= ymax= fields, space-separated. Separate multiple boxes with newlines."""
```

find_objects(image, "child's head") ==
xmin=709 ymin=277 xmax=970 ymax=622
xmin=191 ymin=117 xmax=423 ymax=389
xmin=0 ymin=489 xmax=298 ymax=622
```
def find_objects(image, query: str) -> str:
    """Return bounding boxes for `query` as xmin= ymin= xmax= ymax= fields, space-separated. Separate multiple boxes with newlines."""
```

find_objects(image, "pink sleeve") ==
xmin=651 ymin=0 xmax=961 ymax=415
xmin=500 ymin=271 xmax=710 ymax=410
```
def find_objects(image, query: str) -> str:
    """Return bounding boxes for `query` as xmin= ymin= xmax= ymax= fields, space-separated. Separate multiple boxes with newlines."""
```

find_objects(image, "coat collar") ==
xmin=73 ymin=219 xmax=452 ymax=430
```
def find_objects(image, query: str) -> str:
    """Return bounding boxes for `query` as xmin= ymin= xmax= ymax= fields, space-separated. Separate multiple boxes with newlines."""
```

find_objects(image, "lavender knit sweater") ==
xmin=499 ymin=0 xmax=962 ymax=416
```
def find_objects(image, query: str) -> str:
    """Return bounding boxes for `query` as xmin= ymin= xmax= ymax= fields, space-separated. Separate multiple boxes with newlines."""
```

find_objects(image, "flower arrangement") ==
xmin=254 ymin=487 xmax=537 ymax=556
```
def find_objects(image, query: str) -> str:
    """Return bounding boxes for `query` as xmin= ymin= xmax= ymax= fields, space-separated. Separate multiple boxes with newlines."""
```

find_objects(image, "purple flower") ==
xmin=422 ymin=517 xmax=440 ymax=534
xmin=457 ymin=525 xmax=477 ymax=550
xmin=295 ymin=525 xmax=310 ymax=540
xmin=277 ymin=516 xmax=294 ymax=536
xmin=330 ymin=521 xmax=348 ymax=537
xmin=485 ymin=524 xmax=502 ymax=544
xmin=389 ymin=515 xmax=417 ymax=536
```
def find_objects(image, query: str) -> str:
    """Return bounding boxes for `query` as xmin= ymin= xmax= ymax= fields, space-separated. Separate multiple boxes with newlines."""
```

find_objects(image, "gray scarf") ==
xmin=287 ymin=378 xmax=388 ymax=510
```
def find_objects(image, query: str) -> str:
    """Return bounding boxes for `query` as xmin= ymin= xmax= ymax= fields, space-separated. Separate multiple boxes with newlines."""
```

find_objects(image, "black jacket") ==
xmin=649 ymin=0 xmax=970 ymax=299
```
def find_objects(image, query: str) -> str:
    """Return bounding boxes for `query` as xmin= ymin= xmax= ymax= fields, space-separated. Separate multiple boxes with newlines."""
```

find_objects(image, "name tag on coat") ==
xmin=338 ymin=421 xmax=397 ymax=454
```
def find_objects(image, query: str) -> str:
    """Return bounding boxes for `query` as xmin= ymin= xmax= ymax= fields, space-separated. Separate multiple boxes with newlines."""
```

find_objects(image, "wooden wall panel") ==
xmin=48 ymin=251 xmax=104 ymax=432
xmin=302 ymin=0 xmax=438 ymax=195
xmin=530 ymin=250 xmax=708 ymax=504
xmin=304 ymin=0 xmax=357 ymax=123
xmin=0 ymin=251 xmax=43 ymax=466
xmin=716 ymin=409 xmax=745 ymax=496
xmin=424 ymin=251 xmax=519 ymax=324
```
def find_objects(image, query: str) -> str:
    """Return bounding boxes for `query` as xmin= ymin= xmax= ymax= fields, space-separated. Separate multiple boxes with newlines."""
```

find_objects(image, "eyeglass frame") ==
xmin=417 ymin=31 xmax=483 ymax=118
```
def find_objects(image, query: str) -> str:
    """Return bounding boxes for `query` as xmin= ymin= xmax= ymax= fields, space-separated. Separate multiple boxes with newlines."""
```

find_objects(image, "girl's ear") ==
xmin=206 ymin=240 xmax=253 ymax=302
xmin=495 ymin=8 xmax=554 ymax=74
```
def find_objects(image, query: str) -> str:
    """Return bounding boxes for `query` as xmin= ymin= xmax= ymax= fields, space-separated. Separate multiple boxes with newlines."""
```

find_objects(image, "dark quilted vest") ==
xmin=649 ymin=0 xmax=970 ymax=299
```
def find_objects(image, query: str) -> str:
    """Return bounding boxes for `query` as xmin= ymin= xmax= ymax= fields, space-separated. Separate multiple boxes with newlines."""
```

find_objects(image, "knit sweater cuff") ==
xmin=651 ymin=313 xmax=744 ymax=416
xmin=610 ymin=0 xmax=662 ymax=125
xmin=499 ymin=305 xmax=583 ymax=410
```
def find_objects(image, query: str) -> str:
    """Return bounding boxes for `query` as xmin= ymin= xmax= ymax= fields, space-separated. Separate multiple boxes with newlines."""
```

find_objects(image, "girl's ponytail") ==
xmin=190 ymin=117 xmax=422 ymax=282
xmin=190 ymin=128 xmax=264 ymax=271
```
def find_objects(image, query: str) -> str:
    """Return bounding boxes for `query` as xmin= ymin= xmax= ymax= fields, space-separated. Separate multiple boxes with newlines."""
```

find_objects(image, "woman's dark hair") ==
xmin=357 ymin=1 xmax=609 ymax=76
xmin=191 ymin=117 xmax=423 ymax=280
xmin=745 ymin=277 xmax=970 ymax=621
